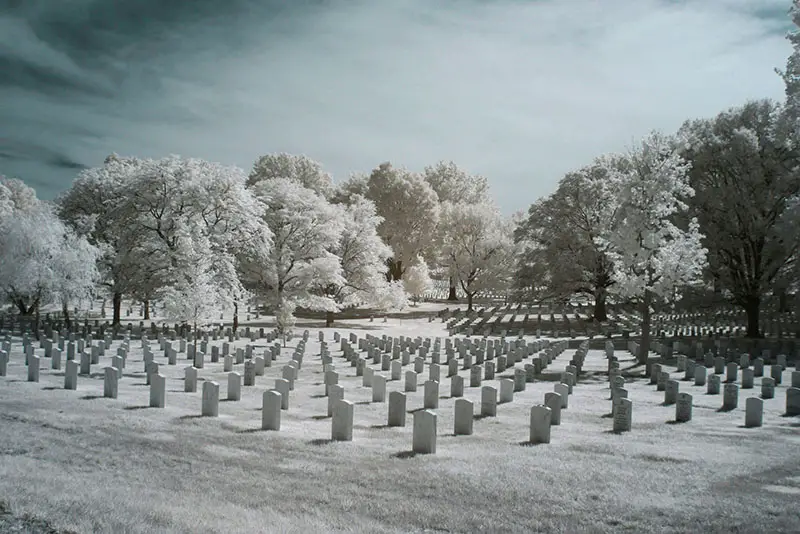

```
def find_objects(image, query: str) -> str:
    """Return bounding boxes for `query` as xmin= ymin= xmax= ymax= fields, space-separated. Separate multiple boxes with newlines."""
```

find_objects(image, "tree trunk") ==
xmin=593 ymin=291 xmax=608 ymax=322
xmin=62 ymin=301 xmax=71 ymax=329
xmin=232 ymin=301 xmax=239 ymax=333
xmin=34 ymin=303 xmax=41 ymax=340
xmin=743 ymin=295 xmax=761 ymax=338
xmin=447 ymin=276 xmax=458 ymax=301
xmin=636 ymin=290 xmax=652 ymax=365
xmin=143 ymin=300 xmax=150 ymax=320
xmin=193 ymin=320 xmax=198 ymax=360
xmin=325 ymin=310 xmax=334 ymax=328
xmin=467 ymin=292 xmax=474 ymax=312
xmin=778 ymin=290 xmax=789 ymax=313
xmin=387 ymin=259 xmax=404 ymax=282
xmin=112 ymin=292 xmax=122 ymax=326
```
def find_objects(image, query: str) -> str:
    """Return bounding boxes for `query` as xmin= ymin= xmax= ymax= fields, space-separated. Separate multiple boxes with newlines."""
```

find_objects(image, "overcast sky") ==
xmin=0 ymin=0 xmax=793 ymax=214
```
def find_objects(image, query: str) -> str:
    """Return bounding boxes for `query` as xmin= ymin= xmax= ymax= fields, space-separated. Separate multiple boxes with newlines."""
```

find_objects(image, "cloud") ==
xmin=0 ymin=0 xmax=792 ymax=213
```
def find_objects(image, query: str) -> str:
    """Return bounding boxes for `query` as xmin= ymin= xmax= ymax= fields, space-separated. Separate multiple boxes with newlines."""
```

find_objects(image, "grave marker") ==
xmin=529 ymin=405 xmax=552 ymax=444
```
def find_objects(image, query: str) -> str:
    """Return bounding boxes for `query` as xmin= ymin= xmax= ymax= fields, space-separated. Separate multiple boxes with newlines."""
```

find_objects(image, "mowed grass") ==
xmin=1 ymin=317 xmax=799 ymax=533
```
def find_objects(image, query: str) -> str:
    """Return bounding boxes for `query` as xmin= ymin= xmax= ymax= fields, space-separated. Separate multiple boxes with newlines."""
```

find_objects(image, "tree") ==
xmin=161 ymin=236 xmax=228 ymax=355
xmin=0 ymin=180 xmax=99 ymax=332
xmin=779 ymin=1 xmax=800 ymax=119
xmin=514 ymin=158 xmax=621 ymax=320
xmin=678 ymin=100 xmax=800 ymax=337
xmin=242 ymin=178 xmax=344 ymax=320
xmin=424 ymin=160 xmax=490 ymax=301
xmin=331 ymin=172 xmax=369 ymax=205
xmin=439 ymin=201 xmax=515 ymax=311
xmin=310 ymin=195 xmax=404 ymax=326
xmin=403 ymin=256 xmax=433 ymax=306
xmin=57 ymin=155 xmax=153 ymax=325
xmin=598 ymin=132 xmax=707 ymax=364
xmin=248 ymin=153 xmax=335 ymax=199
xmin=365 ymin=162 xmax=439 ymax=281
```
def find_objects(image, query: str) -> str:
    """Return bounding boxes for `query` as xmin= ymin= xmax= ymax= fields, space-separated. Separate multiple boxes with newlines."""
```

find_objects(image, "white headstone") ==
xmin=27 ymin=355 xmax=40 ymax=382
xmin=372 ymin=374 xmax=387 ymax=403
xmin=612 ymin=397 xmax=632 ymax=432
xmin=744 ymin=397 xmax=763 ymax=428
xmin=424 ymin=380 xmax=439 ymax=409
xmin=454 ymin=398 xmax=474 ymax=436
xmin=64 ymin=360 xmax=78 ymax=390
xmin=544 ymin=392 xmax=562 ymax=426
xmin=529 ymin=405 xmax=552 ymax=444
xmin=787 ymin=387 xmax=800 ymax=416
xmin=202 ymin=381 xmax=220 ymax=416
xmin=675 ymin=392 xmax=692 ymax=422
xmin=412 ymin=409 xmax=437 ymax=454
xmin=103 ymin=366 xmax=118 ymax=398
xmin=327 ymin=384 xmax=344 ymax=417
xmin=150 ymin=374 xmax=166 ymax=408
xmin=227 ymin=372 xmax=241 ymax=401
xmin=331 ymin=399 xmax=354 ymax=441
xmin=262 ymin=390 xmax=282 ymax=430
xmin=388 ymin=391 xmax=407 ymax=427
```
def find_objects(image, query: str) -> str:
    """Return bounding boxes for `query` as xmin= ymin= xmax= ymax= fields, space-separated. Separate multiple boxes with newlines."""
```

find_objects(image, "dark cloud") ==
xmin=0 ymin=0 xmax=793 ymax=210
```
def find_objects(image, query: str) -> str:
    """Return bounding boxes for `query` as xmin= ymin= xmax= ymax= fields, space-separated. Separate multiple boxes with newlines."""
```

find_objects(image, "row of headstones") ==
xmin=607 ymin=358 xmax=800 ymax=430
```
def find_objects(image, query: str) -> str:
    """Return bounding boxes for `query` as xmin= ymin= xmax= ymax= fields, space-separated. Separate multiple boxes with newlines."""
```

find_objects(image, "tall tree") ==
xmin=365 ymin=163 xmax=439 ymax=281
xmin=248 ymin=153 xmax=335 ymax=199
xmin=424 ymin=160 xmax=490 ymax=301
xmin=599 ymin=132 xmax=707 ymax=364
xmin=514 ymin=158 xmax=621 ymax=320
xmin=678 ymin=100 xmax=800 ymax=337
xmin=439 ymin=201 xmax=514 ymax=311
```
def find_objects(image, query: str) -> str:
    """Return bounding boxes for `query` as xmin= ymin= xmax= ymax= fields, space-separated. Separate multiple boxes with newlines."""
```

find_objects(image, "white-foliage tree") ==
xmin=0 ymin=178 xmax=99 ymax=330
xmin=242 ymin=178 xmax=344 ymax=324
xmin=678 ymin=100 xmax=800 ymax=337
xmin=424 ymin=160 xmax=490 ymax=301
xmin=161 ymin=235 xmax=227 ymax=354
xmin=439 ymin=201 xmax=515 ymax=311
xmin=248 ymin=153 xmax=335 ymax=199
xmin=312 ymin=195 xmax=406 ymax=325
xmin=275 ymin=300 xmax=297 ymax=347
xmin=779 ymin=1 xmax=800 ymax=120
xmin=365 ymin=162 xmax=439 ymax=281
xmin=403 ymin=256 xmax=433 ymax=305
xmin=118 ymin=155 xmax=269 ymax=332
xmin=598 ymin=132 xmax=708 ymax=363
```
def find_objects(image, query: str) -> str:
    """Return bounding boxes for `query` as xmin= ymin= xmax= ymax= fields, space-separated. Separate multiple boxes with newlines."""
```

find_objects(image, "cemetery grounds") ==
xmin=0 ymin=302 xmax=799 ymax=533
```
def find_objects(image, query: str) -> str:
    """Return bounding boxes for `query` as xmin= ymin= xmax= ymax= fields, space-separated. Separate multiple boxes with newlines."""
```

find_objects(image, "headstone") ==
xmin=793 ymin=371 xmax=800 ymax=388
xmin=405 ymin=371 xmax=417 ymax=392
xmin=787 ymin=387 xmax=800 ymax=416
xmin=388 ymin=391 xmax=407 ymax=427
xmin=761 ymin=377 xmax=775 ymax=399
xmin=554 ymin=383 xmax=569 ymax=409
xmin=327 ymin=384 xmax=344 ymax=417
xmin=771 ymin=365 xmax=783 ymax=385
xmin=707 ymin=374 xmax=720 ymax=395
xmin=499 ymin=379 xmax=514 ymax=403
xmin=275 ymin=378 xmax=290 ymax=409
xmin=202 ymin=381 xmax=221 ymax=416
xmin=722 ymin=383 xmax=739 ymax=411
xmin=185 ymin=366 xmax=197 ymax=393
xmin=331 ymin=400 xmax=354 ymax=441
xmin=612 ymin=398 xmax=632 ymax=433
xmin=675 ymin=392 xmax=692 ymax=422
xmin=481 ymin=386 xmax=497 ymax=417
xmin=424 ymin=380 xmax=439 ymax=409
xmin=412 ymin=410 xmax=437 ymax=454
xmin=103 ymin=366 xmax=118 ymax=398
xmin=742 ymin=368 xmax=754 ymax=389
xmin=454 ymin=398 xmax=474 ymax=436
xmin=726 ymin=362 xmax=738 ymax=383
xmin=664 ymin=380 xmax=679 ymax=405
xmin=27 ymin=355 xmax=40 ymax=382
xmin=544 ymin=392 xmax=562 ymax=426
xmin=227 ymin=372 xmax=241 ymax=401
xmin=744 ymin=397 xmax=763 ymax=428
xmin=64 ymin=360 xmax=78 ymax=390
xmin=150 ymin=373 xmax=166 ymax=408
xmin=372 ymin=374 xmax=387 ymax=402
xmin=694 ymin=366 xmax=706 ymax=386
xmin=51 ymin=348 xmax=62 ymax=370
xmin=450 ymin=375 xmax=464 ymax=398
xmin=529 ymin=405 xmax=552 ymax=444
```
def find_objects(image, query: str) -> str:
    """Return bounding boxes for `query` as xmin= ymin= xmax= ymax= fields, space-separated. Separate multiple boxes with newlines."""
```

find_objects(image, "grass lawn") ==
xmin=1 ymin=314 xmax=799 ymax=533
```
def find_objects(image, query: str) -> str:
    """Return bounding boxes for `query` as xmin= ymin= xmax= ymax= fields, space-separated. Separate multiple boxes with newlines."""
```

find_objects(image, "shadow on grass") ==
xmin=665 ymin=419 xmax=688 ymax=425
xmin=41 ymin=386 xmax=60 ymax=391
xmin=131 ymin=383 xmax=149 ymax=387
xmin=518 ymin=440 xmax=548 ymax=447
xmin=392 ymin=450 xmax=417 ymax=459
xmin=601 ymin=413 xmax=613 ymax=419
xmin=123 ymin=405 xmax=150 ymax=411
xmin=176 ymin=414 xmax=204 ymax=421
xmin=716 ymin=406 xmax=735 ymax=413
xmin=473 ymin=413 xmax=494 ymax=421
xmin=370 ymin=424 xmax=393 ymax=429
xmin=236 ymin=427 xmax=272 ymax=434
xmin=79 ymin=394 xmax=103 ymax=400
xmin=168 ymin=389 xmax=189 ymax=393
xmin=311 ymin=415 xmax=330 ymax=420
xmin=309 ymin=394 xmax=327 ymax=399
xmin=308 ymin=438 xmax=334 ymax=446
xmin=355 ymin=400 xmax=372 ymax=405
xmin=781 ymin=412 xmax=800 ymax=418
xmin=220 ymin=398 xmax=238 ymax=402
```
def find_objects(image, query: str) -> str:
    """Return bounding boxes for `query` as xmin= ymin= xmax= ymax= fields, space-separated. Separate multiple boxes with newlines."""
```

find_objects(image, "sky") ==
xmin=0 ymin=0 xmax=793 ymax=214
